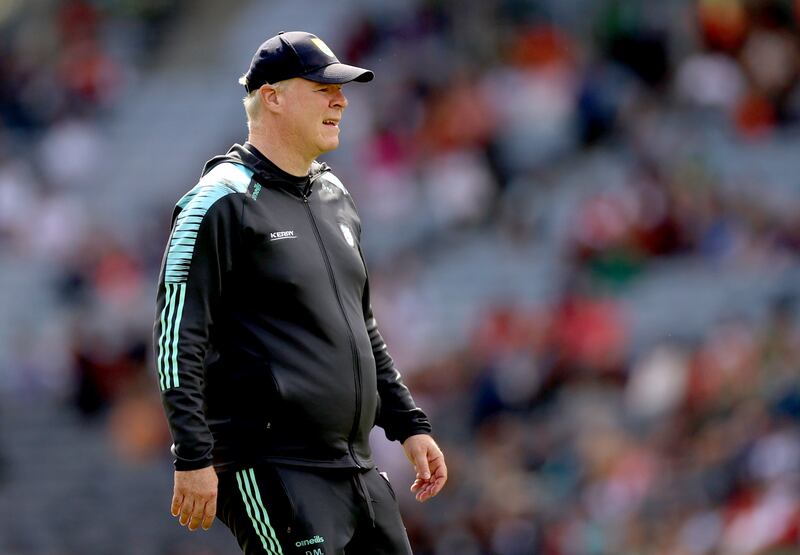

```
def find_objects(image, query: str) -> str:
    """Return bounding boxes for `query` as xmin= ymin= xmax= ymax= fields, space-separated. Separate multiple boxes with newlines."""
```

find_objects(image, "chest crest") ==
xmin=339 ymin=223 xmax=356 ymax=248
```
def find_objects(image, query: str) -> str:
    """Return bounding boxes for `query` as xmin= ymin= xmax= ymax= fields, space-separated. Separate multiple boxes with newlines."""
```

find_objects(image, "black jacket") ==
xmin=153 ymin=143 xmax=431 ymax=472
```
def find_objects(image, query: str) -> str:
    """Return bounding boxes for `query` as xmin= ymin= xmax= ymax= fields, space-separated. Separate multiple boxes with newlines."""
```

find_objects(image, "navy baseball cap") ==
xmin=240 ymin=31 xmax=374 ymax=93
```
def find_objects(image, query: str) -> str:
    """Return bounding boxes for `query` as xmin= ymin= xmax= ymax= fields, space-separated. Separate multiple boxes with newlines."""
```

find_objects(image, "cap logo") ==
xmin=310 ymin=37 xmax=335 ymax=57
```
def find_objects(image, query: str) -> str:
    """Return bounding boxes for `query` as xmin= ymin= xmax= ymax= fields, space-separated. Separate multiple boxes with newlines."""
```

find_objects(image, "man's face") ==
xmin=280 ymin=78 xmax=348 ymax=158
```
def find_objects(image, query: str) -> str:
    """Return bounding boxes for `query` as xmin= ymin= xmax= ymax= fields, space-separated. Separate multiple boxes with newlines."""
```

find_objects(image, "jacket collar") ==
xmin=201 ymin=143 xmax=329 ymax=198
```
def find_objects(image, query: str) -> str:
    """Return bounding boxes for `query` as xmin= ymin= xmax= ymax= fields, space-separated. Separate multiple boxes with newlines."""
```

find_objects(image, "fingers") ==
xmin=413 ymin=475 xmax=445 ymax=501
xmin=189 ymin=503 xmax=206 ymax=532
xmin=410 ymin=451 xmax=448 ymax=503
xmin=172 ymin=468 xmax=218 ymax=532
xmin=177 ymin=497 xmax=216 ymax=531
xmin=171 ymin=491 xmax=183 ymax=517
xmin=402 ymin=435 xmax=448 ymax=502
xmin=426 ymin=468 xmax=447 ymax=499
xmin=190 ymin=500 xmax=207 ymax=531
xmin=179 ymin=498 xmax=194 ymax=527
xmin=411 ymin=473 xmax=444 ymax=501
xmin=201 ymin=498 xmax=217 ymax=530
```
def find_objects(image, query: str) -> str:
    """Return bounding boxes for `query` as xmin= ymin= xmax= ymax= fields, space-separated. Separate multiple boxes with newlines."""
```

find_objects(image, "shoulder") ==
xmin=201 ymin=162 xmax=254 ymax=193
xmin=171 ymin=162 xmax=256 ymax=233
xmin=311 ymin=161 xmax=351 ymax=197
xmin=177 ymin=162 xmax=254 ymax=211
xmin=318 ymin=171 xmax=350 ymax=197
xmin=316 ymin=170 xmax=362 ymax=235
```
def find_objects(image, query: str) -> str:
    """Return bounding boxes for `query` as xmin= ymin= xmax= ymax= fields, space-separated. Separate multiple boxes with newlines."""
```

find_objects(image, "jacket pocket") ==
xmin=376 ymin=468 xmax=397 ymax=501
xmin=227 ymin=358 xmax=281 ymax=448
xmin=270 ymin=465 xmax=298 ymax=530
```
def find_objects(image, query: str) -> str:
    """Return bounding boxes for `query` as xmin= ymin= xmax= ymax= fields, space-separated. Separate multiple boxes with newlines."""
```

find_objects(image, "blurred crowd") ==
xmin=396 ymin=296 xmax=800 ymax=554
xmin=0 ymin=0 xmax=180 ymax=399
xmin=3 ymin=0 xmax=800 ymax=554
xmin=0 ymin=0 xmax=181 ymax=253
xmin=343 ymin=1 xmax=800 ymax=554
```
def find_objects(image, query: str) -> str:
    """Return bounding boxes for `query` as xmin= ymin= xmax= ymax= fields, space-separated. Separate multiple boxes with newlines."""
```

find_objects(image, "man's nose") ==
xmin=331 ymin=89 xmax=348 ymax=108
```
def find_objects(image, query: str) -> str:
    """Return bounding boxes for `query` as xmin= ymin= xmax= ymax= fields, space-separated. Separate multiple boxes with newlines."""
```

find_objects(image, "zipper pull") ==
xmin=304 ymin=170 xmax=324 ymax=200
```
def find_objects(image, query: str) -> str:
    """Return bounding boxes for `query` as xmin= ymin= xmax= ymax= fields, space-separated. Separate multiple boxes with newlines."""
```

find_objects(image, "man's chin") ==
xmin=318 ymin=138 xmax=340 ymax=153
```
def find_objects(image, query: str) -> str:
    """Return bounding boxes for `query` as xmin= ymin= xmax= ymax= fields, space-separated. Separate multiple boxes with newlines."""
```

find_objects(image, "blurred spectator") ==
xmin=38 ymin=115 xmax=105 ymax=190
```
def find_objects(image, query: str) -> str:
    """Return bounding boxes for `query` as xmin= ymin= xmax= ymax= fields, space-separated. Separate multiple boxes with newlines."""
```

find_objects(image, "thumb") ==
xmin=414 ymin=449 xmax=431 ymax=480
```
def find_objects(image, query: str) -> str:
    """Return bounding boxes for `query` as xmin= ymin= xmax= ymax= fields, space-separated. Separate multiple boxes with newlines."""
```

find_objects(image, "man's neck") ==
xmin=247 ymin=132 xmax=314 ymax=177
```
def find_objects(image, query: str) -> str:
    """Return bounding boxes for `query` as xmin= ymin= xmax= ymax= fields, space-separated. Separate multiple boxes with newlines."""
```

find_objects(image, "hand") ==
xmin=171 ymin=466 xmax=218 ymax=531
xmin=402 ymin=434 xmax=447 ymax=502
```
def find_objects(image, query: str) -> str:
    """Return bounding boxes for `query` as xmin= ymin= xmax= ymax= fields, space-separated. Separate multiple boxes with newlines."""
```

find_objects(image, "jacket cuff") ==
xmin=174 ymin=456 xmax=214 ymax=471
xmin=394 ymin=422 xmax=433 ymax=444
xmin=171 ymin=444 xmax=214 ymax=471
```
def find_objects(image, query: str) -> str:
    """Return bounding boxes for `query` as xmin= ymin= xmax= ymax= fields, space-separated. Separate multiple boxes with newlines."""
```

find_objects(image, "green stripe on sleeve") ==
xmin=159 ymin=284 xmax=178 ymax=390
xmin=169 ymin=283 xmax=186 ymax=388
xmin=163 ymin=284 xmax=179 ymax=389
xmin=156 ymin=285 xmax=171 ymax=390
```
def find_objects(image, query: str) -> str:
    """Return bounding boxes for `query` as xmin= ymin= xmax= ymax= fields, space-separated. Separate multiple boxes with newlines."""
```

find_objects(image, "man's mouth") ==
xmin=323 ymin=119 xmax=339 ymax=127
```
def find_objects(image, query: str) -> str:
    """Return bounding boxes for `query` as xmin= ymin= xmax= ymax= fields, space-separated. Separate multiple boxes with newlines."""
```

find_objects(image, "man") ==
xmin=153 ymin=31 xmax=447 ymax=554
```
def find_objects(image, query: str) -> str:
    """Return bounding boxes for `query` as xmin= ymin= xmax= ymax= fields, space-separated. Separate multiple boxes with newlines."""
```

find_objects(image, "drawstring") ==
xmin=354 ymin=471 xmax=375 ymax=528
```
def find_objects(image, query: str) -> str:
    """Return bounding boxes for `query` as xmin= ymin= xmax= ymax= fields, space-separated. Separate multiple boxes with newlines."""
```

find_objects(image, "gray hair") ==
xmin=239 ymin=77 xmax=288 ymax=131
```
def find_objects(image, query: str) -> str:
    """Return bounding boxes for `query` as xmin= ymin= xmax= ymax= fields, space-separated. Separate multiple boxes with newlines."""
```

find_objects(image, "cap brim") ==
xmin=305 ymin=62 xmax=374 ymax=84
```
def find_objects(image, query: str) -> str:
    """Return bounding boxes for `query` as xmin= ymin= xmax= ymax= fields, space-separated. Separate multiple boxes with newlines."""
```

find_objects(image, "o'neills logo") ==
xmin=269 ymin=230 xmax=296 ymax=241
xmin=296 ymin=535 xmax=325 ymax=547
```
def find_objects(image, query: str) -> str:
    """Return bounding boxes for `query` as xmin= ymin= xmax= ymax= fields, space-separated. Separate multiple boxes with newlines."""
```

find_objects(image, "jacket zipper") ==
xmin=302 ymin=180 xmax=364 ymax=468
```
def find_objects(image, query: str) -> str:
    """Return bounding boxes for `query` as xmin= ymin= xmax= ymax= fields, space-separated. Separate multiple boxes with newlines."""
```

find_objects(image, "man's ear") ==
xmin=260 ymin=84 xmax=282 ymax=113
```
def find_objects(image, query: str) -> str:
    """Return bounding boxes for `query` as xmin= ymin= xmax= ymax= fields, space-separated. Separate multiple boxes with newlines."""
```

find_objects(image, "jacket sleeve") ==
xmin=153 ymin=185 xmax=243 ymax=470
xmin=359 ymin=249 xmax=433 ymax=443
